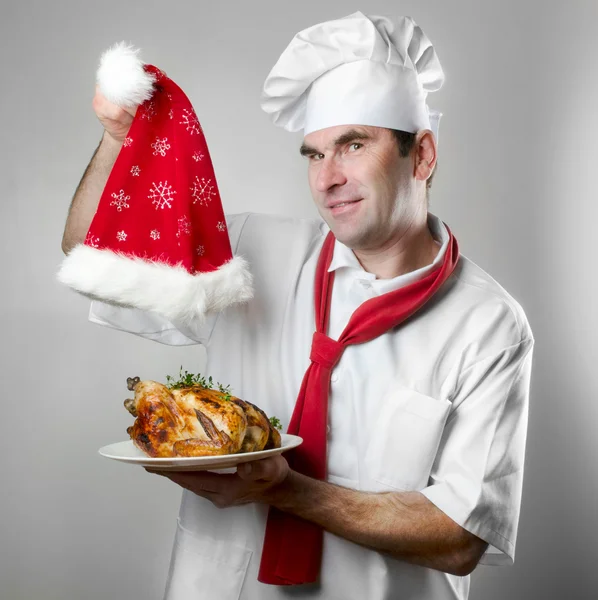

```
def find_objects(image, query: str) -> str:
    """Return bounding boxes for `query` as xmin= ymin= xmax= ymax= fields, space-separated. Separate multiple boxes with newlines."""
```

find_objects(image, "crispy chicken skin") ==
xmin=124 ymin=378 xmax=282 ymax=457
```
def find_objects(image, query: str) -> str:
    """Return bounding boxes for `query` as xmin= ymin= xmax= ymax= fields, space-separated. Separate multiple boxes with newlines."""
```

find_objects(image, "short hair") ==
xmin=391 ymin=129 xmax=437 ymax=193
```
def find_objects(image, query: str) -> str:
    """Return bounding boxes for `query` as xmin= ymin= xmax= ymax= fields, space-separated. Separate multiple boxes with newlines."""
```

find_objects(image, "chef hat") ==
xmin=57 ymin=43 xmax=253 ymax=324
xmin=261 ymin=11 xmax=444 ymax=142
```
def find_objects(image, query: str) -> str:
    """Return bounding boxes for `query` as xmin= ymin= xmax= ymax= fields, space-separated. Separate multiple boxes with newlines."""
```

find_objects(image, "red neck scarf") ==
xmin=258 ymin=223 xmax=460 ymax=586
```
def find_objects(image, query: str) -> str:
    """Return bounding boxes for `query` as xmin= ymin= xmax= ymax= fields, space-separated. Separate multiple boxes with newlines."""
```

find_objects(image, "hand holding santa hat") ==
xmin=57 ymin=43 xmax=253 ymax=324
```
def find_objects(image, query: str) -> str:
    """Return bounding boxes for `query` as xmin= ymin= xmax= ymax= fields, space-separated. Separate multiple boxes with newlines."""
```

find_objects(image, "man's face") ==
xmin=301 ymin=124 xmax=416 ymax=251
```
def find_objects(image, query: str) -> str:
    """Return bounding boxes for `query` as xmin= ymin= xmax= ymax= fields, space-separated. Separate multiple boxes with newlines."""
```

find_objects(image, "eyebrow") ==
xmin=299 ymin=129 xmax=372 ymax=157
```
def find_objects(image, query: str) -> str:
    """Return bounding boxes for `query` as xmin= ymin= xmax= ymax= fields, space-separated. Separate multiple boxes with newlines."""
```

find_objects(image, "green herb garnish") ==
xmin=217 ymin=382 xmax=233 ymax=402
xmin=166 ymin=366 xmax=232 ymax=401
xmin=269 ymin=416 xmax=282 ymax=430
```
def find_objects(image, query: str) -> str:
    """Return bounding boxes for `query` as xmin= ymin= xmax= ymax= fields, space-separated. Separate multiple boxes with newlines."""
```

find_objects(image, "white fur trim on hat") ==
xmin=97 ymin=42 xmax=156 ymax=107
xmin=57 ymin=245 xmax=254 ymax=325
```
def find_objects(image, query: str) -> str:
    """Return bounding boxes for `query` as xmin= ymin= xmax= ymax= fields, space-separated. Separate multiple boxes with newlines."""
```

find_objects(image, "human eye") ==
xmin=349 ymin=142 xmax=363 ymax=152
xmin=309 ymin=153 xmax=325 ymax=161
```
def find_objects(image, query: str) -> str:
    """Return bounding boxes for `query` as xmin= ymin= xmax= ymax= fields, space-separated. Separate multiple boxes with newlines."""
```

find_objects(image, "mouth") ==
xmin=327 ymin=198 xmax=363 ymax=216
xmin=326 ymin=198 xmax=362 ymax=209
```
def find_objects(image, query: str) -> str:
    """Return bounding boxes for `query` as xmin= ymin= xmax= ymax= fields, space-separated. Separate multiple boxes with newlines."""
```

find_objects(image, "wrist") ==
xmin=102 ymin=130 xmax=124 ymax=150
xmin=264 ymin=469 xmax=303 ymax=509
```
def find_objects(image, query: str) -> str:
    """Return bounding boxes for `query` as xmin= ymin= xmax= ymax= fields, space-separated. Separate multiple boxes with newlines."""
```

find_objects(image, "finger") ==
xmin=145 ymin=470 xmax=239 ymax=507
xmin=122 ymin=104 xmax=138 ymax=118
xmin=161 ymin=470 xmax=238 ymax=494
xmin=93 ymin=89 xmax=138 ymax=121
xmin=237 ymin=457 xmax=282 ymax=482
xmin=145 ymin=468 xmax=165 ymax=476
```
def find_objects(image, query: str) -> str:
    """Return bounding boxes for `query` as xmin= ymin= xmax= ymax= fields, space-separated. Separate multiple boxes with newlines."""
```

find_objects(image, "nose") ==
xmin=315 ymin=157 xmax=347 ymax=193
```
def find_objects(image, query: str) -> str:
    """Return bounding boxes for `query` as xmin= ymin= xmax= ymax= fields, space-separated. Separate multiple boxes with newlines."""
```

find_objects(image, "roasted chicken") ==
xmin=124 ymin=377 xmax=282 ymax=458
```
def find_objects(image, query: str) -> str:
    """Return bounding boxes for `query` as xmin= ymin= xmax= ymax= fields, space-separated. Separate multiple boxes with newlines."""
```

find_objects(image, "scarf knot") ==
xmin=310 ymin=331 xmax=344 ymax=370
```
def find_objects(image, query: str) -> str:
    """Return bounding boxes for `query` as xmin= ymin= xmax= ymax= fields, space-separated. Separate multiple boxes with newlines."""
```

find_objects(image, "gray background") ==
xmin=1 ymin=0 xmax=596 ymax=598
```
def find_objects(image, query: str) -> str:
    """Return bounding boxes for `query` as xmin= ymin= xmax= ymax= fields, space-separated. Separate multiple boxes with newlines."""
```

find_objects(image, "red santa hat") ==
xmin=57 ymin=42 xmax=253 ymax=324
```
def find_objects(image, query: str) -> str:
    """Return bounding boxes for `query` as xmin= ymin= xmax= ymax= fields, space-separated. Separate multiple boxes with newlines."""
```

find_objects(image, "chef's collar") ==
xmin=327 ymin=212 xmax=449 ymax=295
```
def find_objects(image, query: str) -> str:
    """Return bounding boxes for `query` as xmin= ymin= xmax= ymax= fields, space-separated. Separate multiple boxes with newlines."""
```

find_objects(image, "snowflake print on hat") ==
xmin=85 ymin=232 xmax=100 ymax=248
xmin=190 ymin=176 xmax=216 ymax=207
xmin=151 ymin=137 xmax=171 ymax=156
xmin=180 ymin=108 xmax=202 ymax=135
xmin=148 ymin=181 xmax=176 ymax=210
xmin=176 ymin=215 xmax=192 ymax=246
xmin=140 ymin=100 xmax=157 ymax=121
xmin=110 ymin=190 xmax=130 ymax=211
xmin=57 ymin=44 xmax=253 ymax=324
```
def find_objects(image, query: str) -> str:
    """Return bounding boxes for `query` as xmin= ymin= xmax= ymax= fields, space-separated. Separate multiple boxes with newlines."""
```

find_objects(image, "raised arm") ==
xmin=61 ymin=87 xmax=136 ymax=254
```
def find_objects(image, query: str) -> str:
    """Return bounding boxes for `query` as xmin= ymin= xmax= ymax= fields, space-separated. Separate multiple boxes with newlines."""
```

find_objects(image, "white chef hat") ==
xmin=261 ymin=11 xmax=445 ymax=143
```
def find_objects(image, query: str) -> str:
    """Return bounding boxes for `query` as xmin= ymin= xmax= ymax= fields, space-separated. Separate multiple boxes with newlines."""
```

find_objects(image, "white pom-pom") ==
xmin=96 ymin=42 xmax=156 ymax=107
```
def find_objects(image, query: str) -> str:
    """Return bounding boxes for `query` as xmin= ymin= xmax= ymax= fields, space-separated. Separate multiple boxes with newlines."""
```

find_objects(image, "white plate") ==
xmin=98 ymin=434 xmax=302 ymax=471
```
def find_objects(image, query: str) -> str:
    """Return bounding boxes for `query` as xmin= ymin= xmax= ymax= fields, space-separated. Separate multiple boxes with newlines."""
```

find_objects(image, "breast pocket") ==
xmin=363 ymin=388 xmax=452 ymax=492
xmin=164 ymin=520 xmax=252 ymax=600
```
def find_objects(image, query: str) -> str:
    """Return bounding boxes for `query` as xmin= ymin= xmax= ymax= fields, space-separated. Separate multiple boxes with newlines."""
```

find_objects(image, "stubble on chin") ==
xmin=330 ymin=220 xmax=374 ymax=251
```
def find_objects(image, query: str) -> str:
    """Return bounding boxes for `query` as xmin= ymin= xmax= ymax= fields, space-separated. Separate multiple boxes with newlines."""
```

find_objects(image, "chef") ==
xmin=61 ymin=11 xmax=535 ymax=600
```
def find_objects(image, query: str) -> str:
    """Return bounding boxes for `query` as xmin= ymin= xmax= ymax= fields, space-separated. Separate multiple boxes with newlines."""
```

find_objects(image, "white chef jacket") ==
xmin=89 ymin=211 xmax=534 ymax=600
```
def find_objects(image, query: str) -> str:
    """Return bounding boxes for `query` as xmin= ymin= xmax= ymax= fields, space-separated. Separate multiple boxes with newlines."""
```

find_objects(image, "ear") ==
xmin=413 ymin=129 xmax=437 ymax=183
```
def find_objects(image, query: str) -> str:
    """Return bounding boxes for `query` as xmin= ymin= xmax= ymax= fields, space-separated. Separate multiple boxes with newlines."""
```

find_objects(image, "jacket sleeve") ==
xmin=87 ymin=213 xmax=252 ymax=346
xmin=88 ymin=301 xmax=206 ymax=346
xmin=420 ymin=335 xmax=535 ymax=566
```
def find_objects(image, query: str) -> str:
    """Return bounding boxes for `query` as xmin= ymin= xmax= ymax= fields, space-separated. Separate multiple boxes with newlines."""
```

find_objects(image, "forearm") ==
xmin=269 ymin=471 xmax=486 ymax=576
xmin=61 ymin=131 xmax=122 ymax=254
